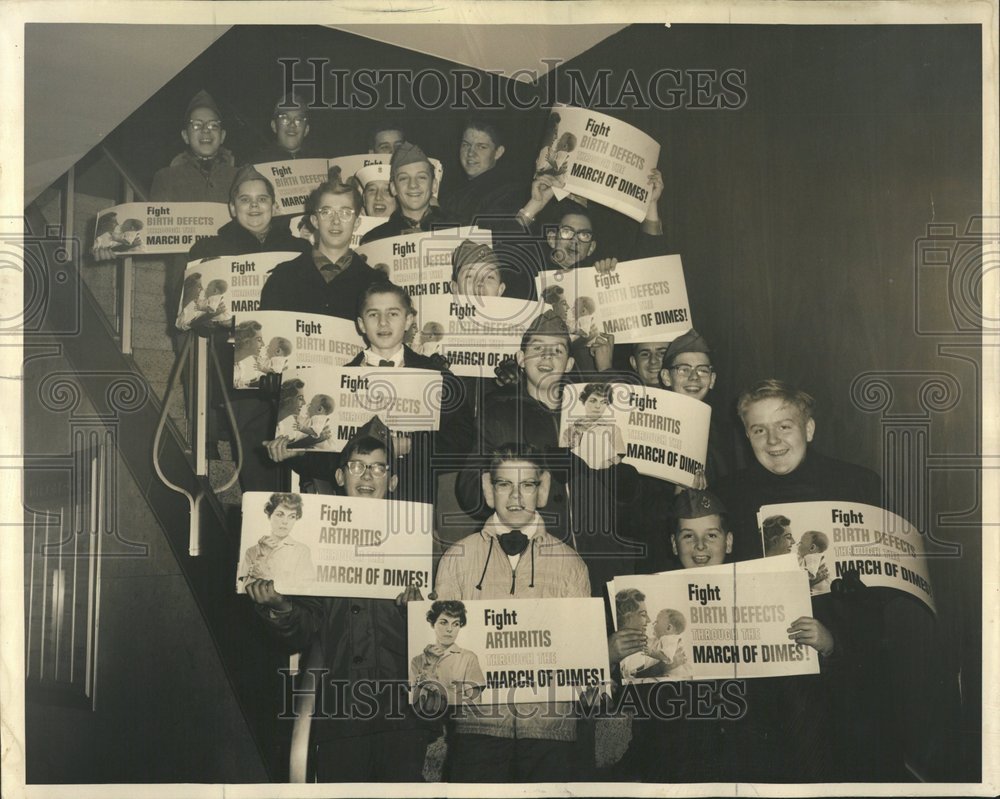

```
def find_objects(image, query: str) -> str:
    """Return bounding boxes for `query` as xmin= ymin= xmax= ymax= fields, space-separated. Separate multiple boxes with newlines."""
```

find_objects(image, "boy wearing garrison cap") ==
xmin=659 ymin=328 xmax=735 ymax=487
xmin=361 ymin=143 xmax=453 ymax=243
xmin=251 ymin=92 xmax=321 ymax=163
xmin=150 ymin=89 xmax=238 ymax=203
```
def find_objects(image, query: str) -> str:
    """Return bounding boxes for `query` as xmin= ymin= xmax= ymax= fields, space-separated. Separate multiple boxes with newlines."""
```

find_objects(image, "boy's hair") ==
xmin=341 ymin=435 xmax=390 ymax=464
xmin=426 ymin=599 xmax=468 ymax=626
xmin=800 ymin=530 xmax=829 ymax=552
xmin=519 ymin=309 xmax=571 ymax=351
xmin=554 ymin=199 xmax=590 ymax=224
xmin=306 ymin=179 xmax=363 ymax=217
xmin=463 ymin=117 xmax=504 ymax=149
xmin=311 ymin=394 xmax=334 ymax=414
xmin=615 ymin=588 xmax=646 ymax=618
xmin=356 ymin=280 xmax=415 ymax=318
xmin=269 ymin=336 xmax=292 ymax=356
xmin=579 ymin=382 xmax=612 ymax=404
xmin=370 ymin=122 xmax=406 ymax=150
xmin=272 ymin=91 xmax=308 ymax=118
xmin=737 ymin=379 xmax=815 ymax=426
xmin=488 ymin=443 xmax=546 ymax=480
xmin=205 ymin=279 xmax=228 ymax=295
xmin=264 ymin=492 xmax=303 ymax=518
xmin=658 ymin=609 xmax=686 ymax=634
xmin=761 ymin=514 xmax=791 ymax=549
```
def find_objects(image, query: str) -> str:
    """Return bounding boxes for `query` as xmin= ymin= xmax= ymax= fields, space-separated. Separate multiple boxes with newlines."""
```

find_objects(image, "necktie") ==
xmin=498 ymin=530 xmax=528 ymax=556
xmin=378 ymin=359 xmax=395 ymax=367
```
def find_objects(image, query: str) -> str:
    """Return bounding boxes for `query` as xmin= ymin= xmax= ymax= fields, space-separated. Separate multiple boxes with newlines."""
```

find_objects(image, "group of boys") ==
xmin=127 ymin=89 xmax=916 ymax=784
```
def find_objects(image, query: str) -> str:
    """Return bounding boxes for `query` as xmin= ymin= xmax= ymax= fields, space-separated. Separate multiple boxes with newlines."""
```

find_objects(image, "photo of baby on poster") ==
xmin=228 ymin=310 xmax=364 ymax=389
xmin=757 ymin=501 xmax=936 ymax=612
xmin=610 ymin=558 xmax=818 ymax=682
xmin=177 ymin=251 xmax=299 ymax=331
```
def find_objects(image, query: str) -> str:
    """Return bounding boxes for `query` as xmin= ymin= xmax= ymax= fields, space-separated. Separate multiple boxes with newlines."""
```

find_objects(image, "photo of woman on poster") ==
xmin=409 ymin=600 xmax=485 ymax=712
xmin=237 ymin=493 xmax=314 ymax=588
xmin=561 ymin=382 xmax=626 ymax=469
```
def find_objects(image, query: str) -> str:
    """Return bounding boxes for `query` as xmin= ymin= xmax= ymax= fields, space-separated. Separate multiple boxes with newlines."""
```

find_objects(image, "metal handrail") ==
xmin=99 ymin=144 xmax=149 ymax=203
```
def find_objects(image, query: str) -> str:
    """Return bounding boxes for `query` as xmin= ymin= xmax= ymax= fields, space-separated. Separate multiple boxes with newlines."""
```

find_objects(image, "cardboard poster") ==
xmin=236 ymin=492 xmax=432 ymax=599
xmin=757 ymin=501 xmax=936 ymax=613
xmin=611 ymin=561 xmax=819 ymax=681
xmin=536 ymin=105 xmax=660 ymax=222
xmin=535 ymin=255 xmax=691 ymax=345
xmin=252 ymin=159 xmax=330 ymax=215
xmin=410 ymin=293 xmax=542 ymax=377
xmin=327 ymin=153 xmax=388 ymax=180
xmin=356 ymin=226 xmax=493 ymax=297
xmin=281 ymin=364 xmax=443 ymax=451
xmin=407 ymin=597 xmax=611 ymax=705
xmin=229 ymin=310 xmax=364 ymax=389
xmin=93 ymin=201 xmax=229 ymax=256
xmin=177 ymin=251 xmax=300 ymax=331
xmin=559 ymin=381 xmax=710 ymax=487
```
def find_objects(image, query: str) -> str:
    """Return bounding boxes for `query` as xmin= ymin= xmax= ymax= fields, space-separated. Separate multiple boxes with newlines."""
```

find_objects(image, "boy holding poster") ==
xmin=610 ymin=489 xmax=838 ymax=782
xmin=434 ymin=445 xmax=591 ymax=782
xmin=245 ymin=418 xmax=435 ymax=782
xmin=345 ymin=280 xmax=471 ymax=503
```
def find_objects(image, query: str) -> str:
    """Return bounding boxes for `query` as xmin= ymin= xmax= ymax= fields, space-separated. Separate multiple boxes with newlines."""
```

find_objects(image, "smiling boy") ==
xmin=246 ymin=418 xmax=435 ymax=782
xmin=716 ymin=379 xmax=880 ymax=563
xmin=361 ymin=143 xmax=453 ymax=243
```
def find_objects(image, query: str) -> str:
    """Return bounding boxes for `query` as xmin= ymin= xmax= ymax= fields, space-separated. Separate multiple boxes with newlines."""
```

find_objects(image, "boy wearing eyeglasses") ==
xmin=246 ymin=417 xmax=437 ymax=782
xmin=149 ymin=90 xmax=238 ymax=203
xmin=251 ymin=92 xmax=320 ymax=163
xmin=259 ymin=180 xmax=382 ymax=318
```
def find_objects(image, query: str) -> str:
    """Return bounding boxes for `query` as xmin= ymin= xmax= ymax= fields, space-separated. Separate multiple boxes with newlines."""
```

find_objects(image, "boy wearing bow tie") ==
xmin=433 ymin=445 xmax=591 ymax=782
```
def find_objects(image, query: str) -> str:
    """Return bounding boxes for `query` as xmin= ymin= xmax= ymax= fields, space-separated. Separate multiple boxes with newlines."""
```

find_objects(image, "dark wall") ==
xmin=551 ymin=24 xmax=982 ymax=779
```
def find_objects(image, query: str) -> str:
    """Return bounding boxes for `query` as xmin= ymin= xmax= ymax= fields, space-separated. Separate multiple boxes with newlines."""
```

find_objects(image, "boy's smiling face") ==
xmin=516 ymin=334 xmax=574 ymax=393
xmin=335 ymin=447 xmax=396 ymax=499
xmin=483 ymin=460 xmax=548 ymax=529
xmin=358 ymin=291 xmax=414 ymax=356
xmin=672 ymin=513 xmax=733 ymax=569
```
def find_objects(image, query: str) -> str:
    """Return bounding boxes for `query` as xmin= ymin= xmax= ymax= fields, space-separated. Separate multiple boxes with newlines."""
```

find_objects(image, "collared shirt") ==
xmin=312 ymin=248 xmax=356 ymax=283
xmin=482 ymin=511 xmax=542 ymax=570
xmin=362 ymin=346 xmax=405 ymax=367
